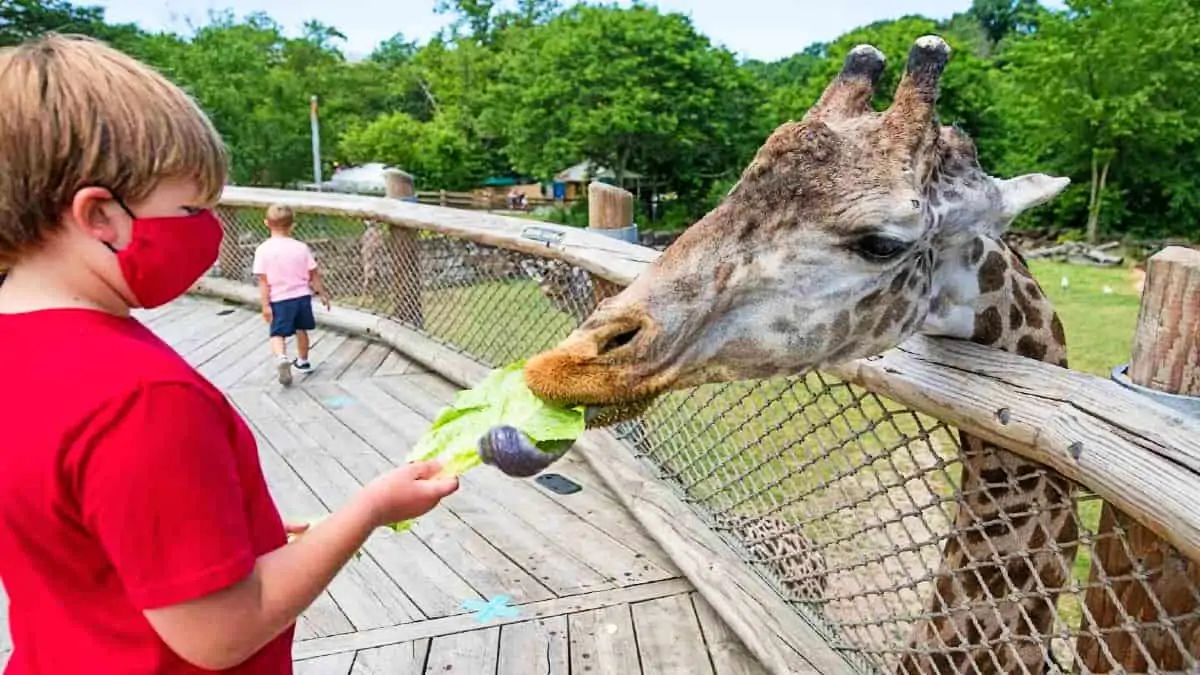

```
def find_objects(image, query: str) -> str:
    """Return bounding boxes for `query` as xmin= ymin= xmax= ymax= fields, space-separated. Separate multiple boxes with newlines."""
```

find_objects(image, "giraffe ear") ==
xmin=997 ymin=174 xmax=1070 ymax=221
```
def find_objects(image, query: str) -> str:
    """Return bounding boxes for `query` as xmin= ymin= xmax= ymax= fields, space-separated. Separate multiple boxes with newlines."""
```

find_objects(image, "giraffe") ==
xmin=520 ymin=36 xmax=1082 ymax=673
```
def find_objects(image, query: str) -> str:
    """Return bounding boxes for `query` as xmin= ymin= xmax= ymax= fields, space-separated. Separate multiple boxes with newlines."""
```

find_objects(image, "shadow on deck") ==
xmin=0 ymin=295 xmax=767 ymax=675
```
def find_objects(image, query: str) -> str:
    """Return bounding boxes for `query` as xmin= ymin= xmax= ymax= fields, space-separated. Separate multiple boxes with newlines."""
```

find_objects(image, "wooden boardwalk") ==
xmin=0 ymin=295 xmax=767 ymax=675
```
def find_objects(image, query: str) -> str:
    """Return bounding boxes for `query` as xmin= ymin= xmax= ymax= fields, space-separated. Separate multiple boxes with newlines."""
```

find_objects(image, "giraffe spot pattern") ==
xmin=978 ymin=251 xmax=1007 ymax=294
xmin=1016 ymin=335 xmax=1047 ymax=361
xmin=972 ymin=306 xmax=1003 ymax=345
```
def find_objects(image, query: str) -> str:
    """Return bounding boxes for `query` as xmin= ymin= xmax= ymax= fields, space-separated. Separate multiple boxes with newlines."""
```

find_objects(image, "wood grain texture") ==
xmin=349 ymin=640 xmax=429 ymax=674
xmin=423 ymin=626 xmax=500 ymax=674
xmin=568 ymin=604 xmax=643 ymax=675
xmin=631 ymin=594 xmax=716 ymax=675
xmin=1078 ymin=246 xmax=1200 ymax=673
xmin=498 ymin=616 xmax=569 ymax=675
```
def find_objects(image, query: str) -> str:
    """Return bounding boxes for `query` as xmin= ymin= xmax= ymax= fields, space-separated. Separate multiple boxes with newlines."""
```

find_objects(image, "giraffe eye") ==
xmin=852 ymin=234 xmax=910 ymax=262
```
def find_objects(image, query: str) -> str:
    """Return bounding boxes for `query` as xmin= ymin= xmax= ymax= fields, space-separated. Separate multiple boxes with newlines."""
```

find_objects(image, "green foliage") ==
xmin=10 ymin=0 xmax=1200 ymax=241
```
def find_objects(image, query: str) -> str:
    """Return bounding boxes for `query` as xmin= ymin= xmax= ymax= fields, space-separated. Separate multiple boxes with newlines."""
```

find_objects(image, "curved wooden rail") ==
xmin=217 ymin=186 xmax=1200 ymax=570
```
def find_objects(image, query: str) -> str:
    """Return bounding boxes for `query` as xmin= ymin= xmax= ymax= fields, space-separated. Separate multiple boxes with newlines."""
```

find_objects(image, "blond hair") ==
xmin=265 ymin=204 xmax=294 ymax=229
xmin=0 ymin=33 xmax=228 ymax=265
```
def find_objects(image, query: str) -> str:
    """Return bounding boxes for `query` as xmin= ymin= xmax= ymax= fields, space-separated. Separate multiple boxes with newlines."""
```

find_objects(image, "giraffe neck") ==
xmin=898 ymin=236 xmax=1077 ymax=674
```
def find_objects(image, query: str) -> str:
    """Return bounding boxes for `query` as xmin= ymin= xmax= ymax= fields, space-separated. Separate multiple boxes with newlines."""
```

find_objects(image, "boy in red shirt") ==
xmin=252 ymin=204 xmax=330 ymax=386
xmin=0 ymin=34 xmax=458 ymax=674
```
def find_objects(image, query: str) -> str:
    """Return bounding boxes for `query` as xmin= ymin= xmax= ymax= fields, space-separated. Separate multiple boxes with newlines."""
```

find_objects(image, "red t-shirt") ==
xmin=0 ymin=308 xmax=293 ymax=674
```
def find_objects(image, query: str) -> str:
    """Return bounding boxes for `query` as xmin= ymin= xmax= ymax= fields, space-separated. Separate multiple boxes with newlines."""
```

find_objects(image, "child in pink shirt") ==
xmin=252 ymin=204 xmax=330 ymax=385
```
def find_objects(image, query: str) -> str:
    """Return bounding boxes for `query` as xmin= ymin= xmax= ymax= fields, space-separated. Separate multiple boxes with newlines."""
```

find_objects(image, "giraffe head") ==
xmin=525 ymin=36 xmax=1068 ymax=416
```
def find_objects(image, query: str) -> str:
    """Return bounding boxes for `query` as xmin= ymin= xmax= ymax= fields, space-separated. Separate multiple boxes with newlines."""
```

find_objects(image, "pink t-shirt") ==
xmin=252 ymin=236 xmax=317 ymax=303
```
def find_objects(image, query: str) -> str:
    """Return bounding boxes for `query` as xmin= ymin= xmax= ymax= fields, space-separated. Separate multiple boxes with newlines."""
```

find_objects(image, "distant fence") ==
xmin=204 ymin=185 xmax=1200 ymax=675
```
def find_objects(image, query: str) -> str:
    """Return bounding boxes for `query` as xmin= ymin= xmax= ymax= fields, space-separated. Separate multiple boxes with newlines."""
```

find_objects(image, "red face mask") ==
xmin=104 ymin=196 xmax=224 ymax=309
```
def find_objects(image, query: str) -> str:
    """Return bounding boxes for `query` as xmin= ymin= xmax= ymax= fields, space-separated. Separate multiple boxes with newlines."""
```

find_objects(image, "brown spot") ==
xmin=873 ymin=297 xmax=910 ymax=338
xmin=855 ymin=289 xmax=883 ymax=313
xmin=1012 ymin=282 xmax=1043 ymax=329
xmin=890 ymin=268 xmax=911 ymax=293
xmin=831 ymin=310 xmax=851 ymax=340
xmin=1008 ymin=305 xmax=1024 ymax=330
xmin=713 ymin=262 xmax=735 ymax=294
xmin=1023 ymin=531 xmax=1055 ymax=567
xmin=969 ymin=237 xmax=985 ymax=264
xmin=1016 ymin=335 xmax=1047 ymax=361
xmin=1025 ymin=281 xmax=1042 ymax=299
xmin=978 ymin=251 xmax=1007 ymax=293
xmin=1050 ymin=313 xmax=1066 ymax=347
xmin=1057 ymin=357 xmax=1069 ymax=369
xmin=770 ymin=317 xmax=796 ymax=334
xmin=971 ymin=306 xmax=1003 ymax=345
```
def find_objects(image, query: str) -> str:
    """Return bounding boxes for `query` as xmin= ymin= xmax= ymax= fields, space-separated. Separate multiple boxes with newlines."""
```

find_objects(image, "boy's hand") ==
xmin=318 ymin=293 xmax=331 ymax=311
xmin=262 ymin=306 xmax=272 ymax=324
xmin=359 ymin=460 xmax=458 ymax=527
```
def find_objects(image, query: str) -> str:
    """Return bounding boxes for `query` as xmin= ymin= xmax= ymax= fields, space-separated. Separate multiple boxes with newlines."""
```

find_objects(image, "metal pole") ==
xmin=310 ymin=95 xmax=322 ymax=190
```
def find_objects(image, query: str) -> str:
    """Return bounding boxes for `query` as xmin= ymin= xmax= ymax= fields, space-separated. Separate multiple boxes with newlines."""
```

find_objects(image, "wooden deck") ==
xmin=0 ymin=295 xmax=767 ymax=674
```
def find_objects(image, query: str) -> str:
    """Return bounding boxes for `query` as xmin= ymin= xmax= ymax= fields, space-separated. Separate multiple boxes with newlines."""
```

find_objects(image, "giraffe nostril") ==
xmin=597 ymin=326 xmax=640 ymax=355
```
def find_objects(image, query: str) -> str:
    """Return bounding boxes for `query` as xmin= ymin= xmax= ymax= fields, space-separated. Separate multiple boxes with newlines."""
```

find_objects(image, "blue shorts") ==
xmin=269 ymin=295 xmax=315 ymax=338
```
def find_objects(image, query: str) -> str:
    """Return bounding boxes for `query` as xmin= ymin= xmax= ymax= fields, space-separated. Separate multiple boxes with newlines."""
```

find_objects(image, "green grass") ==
xmin=1027 ymin=259 xmax=1143 ymax=377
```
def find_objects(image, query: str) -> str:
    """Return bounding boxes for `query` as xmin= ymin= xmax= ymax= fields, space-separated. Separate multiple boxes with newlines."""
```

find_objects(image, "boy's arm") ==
xmin=256 ymin=274 xmax=271 ymax=320
xmin=79 ymin=382 xmax=454 ymax=671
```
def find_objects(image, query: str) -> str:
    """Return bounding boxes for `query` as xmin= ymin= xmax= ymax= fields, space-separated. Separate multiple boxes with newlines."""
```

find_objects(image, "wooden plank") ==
xmin=692 ymin=594 xmax=770 ymax=675
xmin=303 ymin=381 xmax=421 ymax=465
xmin=631 ymin=594 xmax=715 ymax=675
xmin=294 ymin=652 xmax=355 ymax=675
xmin=180 ymin=310 xmax=265 ymax=369
xmin=167 ymin=305 xmax=260 ymax=361
xmin=568 ymin=604 xmax=642 ymax=675
xmin=458 ymin=466 xmax=675 ymax=588
xmin=372 ymin=350 xmax=418 ymax=377
xmin=338 ymin=341 xmax=392 ymax=382
xmin=424 ymin=627 xmax=499 ymax=674
xmin=498 ymin=616 xmax=568 ymax=675
xmin=304 ymin=336 xmax=369 ymax=384
xmin=536 ymin=452 xmax=680 ymax=576
xmin=409 ymin=506 xmax=555 ymax=606
xmin=293 ymin=578 xmax=692 ymax=660
xmin=349 ymin=640 xmax=429 ymax=674
xmin=370 ymin=376 xmax=447 ymax=421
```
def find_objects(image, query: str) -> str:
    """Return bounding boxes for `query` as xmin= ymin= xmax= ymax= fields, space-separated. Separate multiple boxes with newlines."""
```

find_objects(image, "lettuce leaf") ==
xmin=388 ymin=360 xmax=585 ymax=532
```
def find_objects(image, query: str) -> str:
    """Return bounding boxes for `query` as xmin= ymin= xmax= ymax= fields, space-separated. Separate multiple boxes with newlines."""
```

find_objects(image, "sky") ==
xmin=94 ymin=0 xmax=1068 ymax=63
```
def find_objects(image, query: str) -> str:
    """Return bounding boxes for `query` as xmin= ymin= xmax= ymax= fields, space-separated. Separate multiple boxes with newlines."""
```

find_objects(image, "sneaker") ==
xmin=277 ymin=359 xmax=293 ymax=386
xmin=293 ymin=359 xmax=313 ymax=374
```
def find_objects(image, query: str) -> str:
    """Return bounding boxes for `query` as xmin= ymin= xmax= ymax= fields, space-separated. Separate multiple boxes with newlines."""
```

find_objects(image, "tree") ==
xmin=481 ymin=3 xmax=762 ymax=208
xmin=996 ymin=0 xmax=1200 ymax=240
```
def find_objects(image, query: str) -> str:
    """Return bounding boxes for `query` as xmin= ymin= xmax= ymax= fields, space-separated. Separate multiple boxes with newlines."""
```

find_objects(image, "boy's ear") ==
xmin=67 ymin=187 xmax=122 ymax=245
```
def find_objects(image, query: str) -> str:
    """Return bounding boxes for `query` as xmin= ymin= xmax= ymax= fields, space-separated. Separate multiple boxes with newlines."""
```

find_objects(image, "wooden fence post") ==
xmin=1078 ymin=246 xmax=1200 ymax=672
xmin=587 ymin=181 xmax=637 ymax=307
xmin=383 ymin=169 xmax=424 ymax=329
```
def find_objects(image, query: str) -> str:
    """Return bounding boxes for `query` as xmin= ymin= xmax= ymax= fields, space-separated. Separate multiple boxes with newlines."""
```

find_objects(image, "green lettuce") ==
xmin=387 ymin=360 xmax=585 ymax=532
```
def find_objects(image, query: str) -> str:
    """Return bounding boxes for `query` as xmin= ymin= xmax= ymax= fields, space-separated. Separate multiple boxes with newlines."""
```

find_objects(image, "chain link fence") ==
xmin=214 ymin=203 xmax=1200 ymax=674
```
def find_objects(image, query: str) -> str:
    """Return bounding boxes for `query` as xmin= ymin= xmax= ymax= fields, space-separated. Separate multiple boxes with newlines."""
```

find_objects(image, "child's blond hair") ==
xmin=265 ymin=204 xmax=294 ymax=230
xmin=0 ymin=33 xmax=228 ymax=266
